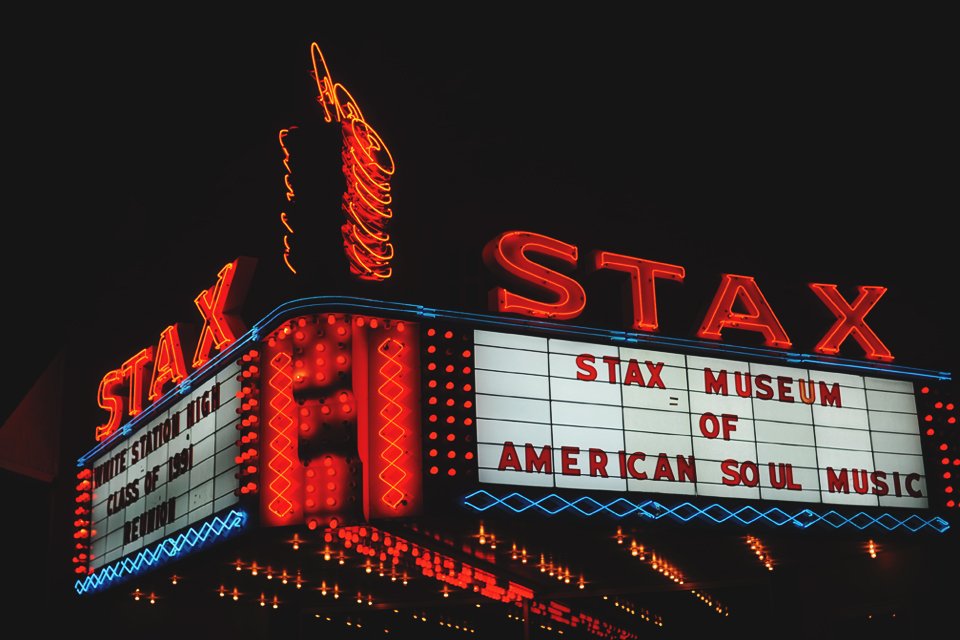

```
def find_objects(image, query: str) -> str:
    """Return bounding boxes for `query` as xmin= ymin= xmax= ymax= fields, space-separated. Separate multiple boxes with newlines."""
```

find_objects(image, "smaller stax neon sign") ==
xmin=94 ymin=258 xmax=254 ymax=442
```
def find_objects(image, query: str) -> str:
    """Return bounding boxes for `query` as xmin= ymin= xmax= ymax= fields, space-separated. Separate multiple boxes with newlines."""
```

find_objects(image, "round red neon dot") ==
xmin=942 ymin=458 xmax=951 ymax=465
xmin=948 ymin=500 xmax=956 ymax=508
xmin=924 ymin=415 xmax=934 ymax=422
xmin=464 ymin=400 xmax=473 ymax=409
xmin=948 ymin=403 xmax=955 ymax=410
xmin=448 ymin=468 xmax=457 ymax=476
xmin=945 ymin=486 xmax=954 ymax=493
xmin=926 ymin=429 xmax=935 ymax=436
xmin=305 ymin=499 xmax=315 ymax=508
xmin=921 ymin=386 xmax=930 ymax=394
xmin=428 ymin=431 xmax=438 ymax=440
xmin=463 ymin=367 xmax=472 ymax=375
xmin=336 ymin=326 xmax=347 ymax=336
xmin=462 ymin=350 xmax=472 ymax=358
xmin=427 ymin=328 xmax=436 ymax=337
xmin=339 ymin=391 xmax=349 ymax=402
xmin=356 ymin=317 xmax=365 ymax=327
xmin=464 ymin=384 xmax=472 ymax=392
xmin=336 ymin=355 xmax=347 ymax=365
xmin=306 ymin=468 xmax=316 ymax=478
xmin=464 ymin=418 xmax=473 ymax=426
xmin=429 ymin=466 xmax=439 ymax=475
xmin=954 ymin=459 xmax=960 ymax=466
xmin=428 ymin=397 xmax=438 ymax=405
xmin=445 ymin=382 xmax=455 ymax=390
xmin=949 ymin=417 xmax=957 ymax=424
xmin=323 ymin=456 xmax=333 ymax=467
xmin=321 ymin=405 xmax=331 ymax=415
xmin=427 ymin=345 xmax=437 ymax=354
xmin=428 ymin=380 xmax=437 ymax=388
xmin=429 ymin=415 xmax=438 ymax=423
xmin=429 ymin=449 xmax=438 ymax=457
xmin=945 ymin=472 xmax=953 ymax=479
xmin=446 ymin=433 xmax=456 ymax=442
xmin=326 ymin=497 xmax=337 ymax=506
xmin=444 ymin=331 xmax=453 ymax=339
xmin=936 ymin=401 xmax=944 ymax=409
xmin=465 ymin=451 xmax=474 ymax=460
xmin=427 ymin=363 xmax=437 ymax=371
xmin=307 ymin=519 xmax=318 ymax=530
xmin=295 ymin=331 xmax=304 ymax=341
xmin=445 ymin=365 xmax=455 ymax=373
xmin=447 ymin=451 xmax=457 ymax=459
xmin=315 ymin=342 xmax=326 ymax=351
xmin=940 ymin=444 xmax=949 ymax=451
xmin=446 ymin=399 xmax=455 ymax=406
xmin=446 ymin=416 xmax=456 ymax=424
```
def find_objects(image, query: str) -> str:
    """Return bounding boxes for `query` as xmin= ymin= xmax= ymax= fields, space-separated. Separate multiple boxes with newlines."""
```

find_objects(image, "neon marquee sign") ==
xmin=94 ymin=257 xmax=255 ymax=441
xmin=483 ymin=230 xmax=895 ymax=362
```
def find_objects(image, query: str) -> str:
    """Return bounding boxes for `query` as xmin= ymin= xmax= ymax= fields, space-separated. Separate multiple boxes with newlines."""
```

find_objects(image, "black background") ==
xmin=3 ymin=11 xmax=956 ymax=638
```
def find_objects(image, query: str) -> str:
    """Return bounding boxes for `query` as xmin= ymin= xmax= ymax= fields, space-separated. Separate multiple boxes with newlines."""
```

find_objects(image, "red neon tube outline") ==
xmin=266 ymin=351 xmax=295 ymax=517
xmin=376 ymin=338 xmax=407 ymax=509
xmin=809 ymin=283 xmax=894 ymax=362
xmin=698 ymin=274 xmax=792 ymax=349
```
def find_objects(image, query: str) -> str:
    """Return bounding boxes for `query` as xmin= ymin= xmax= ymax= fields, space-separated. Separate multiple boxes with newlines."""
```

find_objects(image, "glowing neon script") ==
xmin=376 ymin=338 xmax=407 ymax=508
xmin=311 ymin=42 xmax=395 ymax=281
xmin=266 ymin=352 xmax=295 ymax=517
xmin=278 ymin=127 xmax=298 ymax=275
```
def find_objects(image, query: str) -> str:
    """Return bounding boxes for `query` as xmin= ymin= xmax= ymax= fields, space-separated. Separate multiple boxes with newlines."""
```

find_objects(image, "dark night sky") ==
xmin=2 ymin=13 xmax=957 ymax=637
xmin=2 ymin=14 xmax=955 ymax=456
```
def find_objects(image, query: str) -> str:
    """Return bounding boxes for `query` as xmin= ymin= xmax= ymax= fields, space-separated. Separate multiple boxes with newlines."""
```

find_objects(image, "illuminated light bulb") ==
xmin=266 ymin=567 xmax=274 ymax=580
xmin=235 ymin=560 xmax=243 ymax=572
xmin=272 ymin=596 xmax=279 ymax=609
xmin=251 ymin=562 xmax=259 ymax=576
xmin=478 ymin=523 xmax=486 ymax=545
xmin=149 ymin=592 xmax=156 ymax=605
xmin=218 ymin=585 xmax=226 ymax=598
xmin=402 ymin=573 xmax=409 ymax=586
xmin=260 ymin=593 xmax=267 ymax=607
xmin=365 ymin=559 xmax=373 ymax=574
xmin=133 ymin=588 xmax=142 ymax=601
xmin=338 ymin=552 xmax=346 ymax=566
xmin=292 ymin=534 xmax=301 ymax=551
xmin=511 ymin=543 xmax=518 ymax=560
xmin=232 ymin=588 xmax=240 ymax=601
xmin=490 ymin=535 xmax=497 ymax=550
xmin=281 ymin=570 xmax=289 ymax=584
xmin=323 ymin=546 xmax=331 ymax=561
xmin=296 ymin=572 xmax=303 ymax=589
xmin=171 ymin=574 xmax=179 ymax=585
xmin=334 ymin=585 xmax=340 ymax=599
xmin=630 ymin=539 xmax=638 ymax=556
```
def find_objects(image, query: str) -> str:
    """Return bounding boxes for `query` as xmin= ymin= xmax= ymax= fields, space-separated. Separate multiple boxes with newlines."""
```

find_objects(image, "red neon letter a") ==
xmin=698 ymin=274 xmax=792 ymax=348
xmin=809 ymin=283 xmax=893 ymax=362
xmin=192 ymin=258 xmax=254 ymax=369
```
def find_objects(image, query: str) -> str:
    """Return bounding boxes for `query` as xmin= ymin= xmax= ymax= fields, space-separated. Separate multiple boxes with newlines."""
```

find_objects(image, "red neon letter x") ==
xmin=193 ymin=260 xmax=246 ymax=369
xmin=809 ymin=283 xmax=893 ymax=362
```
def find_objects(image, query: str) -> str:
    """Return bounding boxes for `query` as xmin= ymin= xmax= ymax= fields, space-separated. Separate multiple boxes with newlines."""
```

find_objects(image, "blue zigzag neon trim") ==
xmin=462 ymin=491 xmax=950 ymax=533
xmin=74 ymin=509 xmax=247 ymax=595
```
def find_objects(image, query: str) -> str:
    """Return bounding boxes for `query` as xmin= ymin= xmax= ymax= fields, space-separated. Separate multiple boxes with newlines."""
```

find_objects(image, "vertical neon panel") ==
xmin=357 ymin=319 xmax=422 ymax=519
xmin=260 ymin=329 xmax=303 ymax=526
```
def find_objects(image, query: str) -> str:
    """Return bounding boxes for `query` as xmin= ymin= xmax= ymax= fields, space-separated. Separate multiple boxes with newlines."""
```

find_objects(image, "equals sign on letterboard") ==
xmin=668 ymin=396 xmax=679 ymax=406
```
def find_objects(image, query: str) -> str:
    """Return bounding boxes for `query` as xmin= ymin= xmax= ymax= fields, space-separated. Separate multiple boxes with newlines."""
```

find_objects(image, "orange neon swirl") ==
xmin=278 ymin=127 xmax=298 ymax=275
xmin=376 ymin=338 xmax=407 ymax=509
xmin=267 ymin=351 xmax=295 ymax=517
xmin=311 ymin=42 xmax=394 ymax=281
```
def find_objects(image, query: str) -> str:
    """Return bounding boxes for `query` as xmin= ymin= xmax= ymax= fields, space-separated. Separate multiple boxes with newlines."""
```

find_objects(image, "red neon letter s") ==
xmin=483 ymin=231 xmax=586 ymax=321
xmin=95 ymin=369 xmax=124 ymax=441
xmin=589 ymin=251 xmax=685 ymax=331
xmin=809 ymin=283 xmax=894 ymax=362
xmin=698 ymin=274 xmax=792 ymax=349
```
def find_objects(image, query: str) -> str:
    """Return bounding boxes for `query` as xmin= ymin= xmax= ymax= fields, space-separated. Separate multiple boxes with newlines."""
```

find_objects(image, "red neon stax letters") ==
xmin=484 ymin=230 xmax=893 ymax=360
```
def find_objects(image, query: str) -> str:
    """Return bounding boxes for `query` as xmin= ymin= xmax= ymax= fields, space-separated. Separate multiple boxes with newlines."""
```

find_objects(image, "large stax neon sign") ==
xmin=483 ymin=230 xmax=895 ymax=361
xmin=95 ymin=258 xmax=255 ymax=441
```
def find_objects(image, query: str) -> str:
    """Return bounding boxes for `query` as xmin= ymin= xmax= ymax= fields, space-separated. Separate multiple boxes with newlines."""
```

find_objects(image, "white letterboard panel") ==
xmin=474 ymin=330 xmax=928 ymax=509
xmin=87 ymin=363 xmax=241 ymax=569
